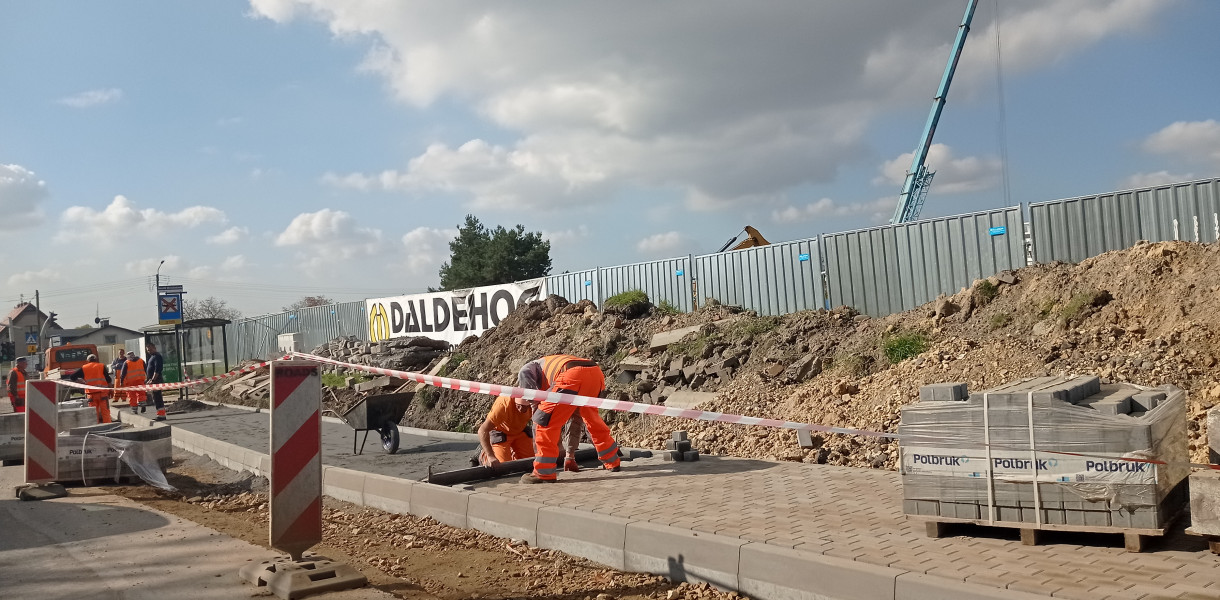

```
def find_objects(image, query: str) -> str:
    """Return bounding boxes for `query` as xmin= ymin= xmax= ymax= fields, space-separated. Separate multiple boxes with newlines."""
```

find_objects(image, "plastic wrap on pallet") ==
xmin=899 ymin=379 xmax=1187 ymax=517
xmin=57 ymin=426 xmax=175 ymax=491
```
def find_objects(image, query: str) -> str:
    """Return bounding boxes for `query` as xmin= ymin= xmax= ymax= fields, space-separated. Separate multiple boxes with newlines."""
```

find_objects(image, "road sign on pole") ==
xmin=158 ymin=293 xmax=183 ymax=325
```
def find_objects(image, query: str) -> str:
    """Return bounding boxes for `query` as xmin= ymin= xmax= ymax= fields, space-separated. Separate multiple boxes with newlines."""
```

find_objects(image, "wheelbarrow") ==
xmin=331 ymin=392 xmax=412 ymax=455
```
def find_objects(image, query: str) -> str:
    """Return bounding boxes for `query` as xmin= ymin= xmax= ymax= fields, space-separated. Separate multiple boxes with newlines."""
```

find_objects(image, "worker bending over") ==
xmin=67 ymin=354 xmax=113 ymax=424
xmin=119 ymin=351 xmax=147 ymax=413
xmin=519 ymin=354 xmax=621 ymax=484
xmin=476 ymin=394 xmax=535 ymax=467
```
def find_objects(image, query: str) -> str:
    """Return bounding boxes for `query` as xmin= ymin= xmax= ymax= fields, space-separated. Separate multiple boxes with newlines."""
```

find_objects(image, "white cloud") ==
xmin=1122 ymin=170 xmax=1196 ymax=190
xmin=1141 ymin=120 xmax=1220 ymax=168
xmin=125 ymin=255 xmax=184 ymax=277
xmin=771 ymin=197 xmax=894 ymax=223
xmin=636 ymin=231 xmax=689 ymax=255
xmin=7 ymin=268 xmax=63 ymax=287
xmin=58 ymin=196 xmax=227 ymax=244
xmin=875 ymin=143 xmax=1001 ymax=195
xmin=265 ymin=1 xmax=1167 ymax=211
xmin=400 ymin=226 xmax=458 ymax=277
xmin=207 ymin=226 xmax=249 ymax=245
xmin=0 ymin=164 xmax=48 ymax=230
xmin=543 ymin=225 xmax=589 ymax=246
xmin=275 ymin=209 xmax=386 ymax=269
xmin=221 ymin=255 xmax=249 ymax=271
xmin=57 ymin=88 xmax=123 ymax=108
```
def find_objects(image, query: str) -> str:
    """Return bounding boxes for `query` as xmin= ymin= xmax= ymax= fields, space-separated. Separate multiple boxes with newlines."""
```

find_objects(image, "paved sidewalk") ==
xmin=471 ymin=457 xmax=1220 ymax=600
xmin=118 ymin=403 xmax=1220 ymax=600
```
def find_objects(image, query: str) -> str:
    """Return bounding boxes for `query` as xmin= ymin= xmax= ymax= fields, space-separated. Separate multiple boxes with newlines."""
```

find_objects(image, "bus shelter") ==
xmin=139 ymin=318 xmax=231 ymax=386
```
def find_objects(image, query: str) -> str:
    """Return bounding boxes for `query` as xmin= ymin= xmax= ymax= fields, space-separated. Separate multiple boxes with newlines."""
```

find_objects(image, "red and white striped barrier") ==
xmin=54 ymin=360 xmax=277 ymax=393
xmin=269 ymin=361 xmax=323 ymax=562
xmin=24 ymin=380 xmax=59 ymax=484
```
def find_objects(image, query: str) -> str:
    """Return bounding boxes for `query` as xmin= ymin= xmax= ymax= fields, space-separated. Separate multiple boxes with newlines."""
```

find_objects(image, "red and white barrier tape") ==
xmin=54 ymin=359 xmax=279 ymax=393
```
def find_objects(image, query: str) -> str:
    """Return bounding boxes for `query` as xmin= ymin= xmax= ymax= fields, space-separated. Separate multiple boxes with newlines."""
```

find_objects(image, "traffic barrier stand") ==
xmin=239 ymin=360 xmax=367 ymax=598
xmin=16 ymin=380 xmax=66 ymax=500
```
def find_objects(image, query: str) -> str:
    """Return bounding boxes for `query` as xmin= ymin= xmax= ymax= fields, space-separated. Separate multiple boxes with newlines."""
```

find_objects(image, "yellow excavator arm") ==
xmin=717 ymin=225 xmax=771 ymax=252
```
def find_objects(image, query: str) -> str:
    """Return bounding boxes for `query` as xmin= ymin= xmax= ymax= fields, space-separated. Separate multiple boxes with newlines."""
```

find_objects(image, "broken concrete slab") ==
xmin=354 ymin=376 xmax=392 ymax=393
xmin=618 ymin=356 xmax=654 ymax=372
xmin=649 ymin=325 xmax=703 ymax=352
xmin=17 ymin=483 xmax=67 ymax=501
xmin=665 ymin=391 xmax=717 ymax=410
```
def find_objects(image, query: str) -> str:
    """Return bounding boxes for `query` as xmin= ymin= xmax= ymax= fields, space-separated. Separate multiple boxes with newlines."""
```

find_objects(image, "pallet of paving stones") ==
xmin=55 ymin=422 xmax=173 ymax=484
xmin=0 ymin=406 xmax=100 ymax=464
xmin=662 ymin=431 xmax=701 ymax=461
xmin=897 ymin=376 xmax=1189 ymax=552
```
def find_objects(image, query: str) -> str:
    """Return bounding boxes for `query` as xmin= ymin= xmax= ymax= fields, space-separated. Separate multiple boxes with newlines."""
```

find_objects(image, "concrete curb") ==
xmin=157 ymin=415 xmax=1044 ymax=600
xmin=194 ymin=397 xmax=481 ymax=442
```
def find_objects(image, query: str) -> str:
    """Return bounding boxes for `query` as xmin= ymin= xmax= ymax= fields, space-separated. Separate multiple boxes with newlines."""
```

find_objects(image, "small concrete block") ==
xmin=467 ymin=494 xmax=542 ymax=546
xmin=796 ymin=429 xmax=817 ymax=449
xmin=321 ymin=466 xmax=366 ymax=506
xmin=538 ymin=506 xmax=628 ymax=570
xmin=1083 ymin=511 xmax=1111 ymax=527
xmin=411 ymin=483 xmax=471 ymax=529
xmin=1130 ymin=391 xmax=1166 ymax=412
xmin=18 ymin=483 xmax=67 ymax=501
xmin=920 ymin=382 xmax=969 ymax=402
xmin=663 ymin=450 xmax=683 ymax=462
xmin=671 ymin=431 xmax=689 ymax=442
xmin=667 ymin=440 xmax=692 ymax=452
xmin=362 ymin=473 xmax=413 ymax=515
xmin=739 ymin=543 xmax=903 ymax=600
xmin=625 ymin=522 xmax=745 ymax=589
xmin=1188 ymin=470 xmax=1220 ymax=536
xmin=682 ymin=450 xmax=699 ymax=461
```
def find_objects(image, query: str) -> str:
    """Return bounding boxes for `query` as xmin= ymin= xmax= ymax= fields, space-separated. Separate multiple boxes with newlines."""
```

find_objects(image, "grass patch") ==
xmin=1059 ymin=290 xmax=1111 ymax=325
xmin=604 ymin=289 xmax=649 ymax=308
xmin=1038 ymin=298 xmax=1057 ymax=318
xmin=976 ymin=280 xmax=999 ymax=304
xmin=881 ymin=332 xmax=930 ymax=364
xmin=321 ymin=372 xmax=370 ymax=388
xmin=831 ymin=351 xmax=870 ymax=378
xmin=417 ymin=386 xmax=439 ymax=410
xmin=668 ymin=333 xmax=712 ymax=359
xmin=656 ymin=300 xmax=681 ymax=316
xmin=442 ymin=353 xmax=467 ymax=376
xmin=734 ymin=316 xmax=780 ymax=337
xmin=989 ymin=312 xmax=1012 ymax=330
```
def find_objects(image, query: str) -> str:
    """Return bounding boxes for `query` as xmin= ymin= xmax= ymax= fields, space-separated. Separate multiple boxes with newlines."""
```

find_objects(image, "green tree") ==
xmin=182 ymin=296 xmax=242 ymax=321
xmin=436 ymin=215 xmax=552 ymax=290
xmin=283 ymin=295 xmax=335 ymax=312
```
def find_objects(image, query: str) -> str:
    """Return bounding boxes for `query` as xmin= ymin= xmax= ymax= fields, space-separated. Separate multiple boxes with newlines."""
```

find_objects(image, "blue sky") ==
xmin=1 ymin=0 xmax=1218 ymax=330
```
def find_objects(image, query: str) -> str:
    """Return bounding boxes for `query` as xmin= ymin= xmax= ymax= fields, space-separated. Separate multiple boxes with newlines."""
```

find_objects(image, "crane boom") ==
xmin=890 ymin=0 xmax=978 ymax=224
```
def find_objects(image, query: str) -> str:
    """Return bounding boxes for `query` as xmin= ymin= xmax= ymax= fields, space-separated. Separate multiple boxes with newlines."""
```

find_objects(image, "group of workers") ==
xmin=4 ymin=342 xmax=166 ymax=424
xmin=476 ymin=354 xmax=622 ymax=484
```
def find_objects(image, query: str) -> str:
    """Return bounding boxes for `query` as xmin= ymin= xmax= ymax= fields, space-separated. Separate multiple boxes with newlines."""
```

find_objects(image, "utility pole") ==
xmin=35 ymin=290 xmax=41 ymax=354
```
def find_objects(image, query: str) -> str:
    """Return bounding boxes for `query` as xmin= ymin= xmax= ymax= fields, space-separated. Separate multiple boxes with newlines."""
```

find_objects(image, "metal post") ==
xmin=34 ymin=290 xmax=40 ymax=355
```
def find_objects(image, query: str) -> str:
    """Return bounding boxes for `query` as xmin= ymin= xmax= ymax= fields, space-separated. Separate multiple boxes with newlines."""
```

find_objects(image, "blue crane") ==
xmin=890 ymin=0 xmax=979 ymax=224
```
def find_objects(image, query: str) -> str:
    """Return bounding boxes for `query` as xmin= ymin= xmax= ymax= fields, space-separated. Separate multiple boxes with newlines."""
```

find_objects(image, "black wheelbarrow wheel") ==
xmin=379 ymin=421 xmax=400 ymax=454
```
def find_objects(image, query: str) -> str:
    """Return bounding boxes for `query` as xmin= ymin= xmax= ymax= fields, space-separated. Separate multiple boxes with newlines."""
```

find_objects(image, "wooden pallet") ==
xmin=908 ymin=512 xmax=1178 ymax=552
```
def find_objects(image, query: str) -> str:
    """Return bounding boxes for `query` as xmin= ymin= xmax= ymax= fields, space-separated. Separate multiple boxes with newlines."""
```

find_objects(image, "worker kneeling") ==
xmin=68 ymin=354 xmax=113 ymax=424
xmin=477 ymin=394 xmax=535 ymax=466
xmin=520 ymin=355 xmax=621 ymax=484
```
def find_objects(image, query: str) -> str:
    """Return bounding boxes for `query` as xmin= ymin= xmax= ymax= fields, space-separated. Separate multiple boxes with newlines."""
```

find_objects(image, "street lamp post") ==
xmin=155 ymin=259 xmax=166 ymax=296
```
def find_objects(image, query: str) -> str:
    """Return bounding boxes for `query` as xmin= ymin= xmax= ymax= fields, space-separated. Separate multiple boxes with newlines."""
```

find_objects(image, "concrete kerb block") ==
xmin=468 ymin=493 xmax=544 ymax=546
xmin=235 ymin=447 xmax=265 ymax=472
xmin=411 ymin=482 xmax=472 ymax=529
xmin=537 ymin=506 xmax=629 ymax=570
xmin=894 ymin=572 xmax=1050 ymax=600
xmin=624 ymin=522 xmax=745 ymax=591
xmin=322 ymin=466 xmax=366 ymax=505
xmin=363 ymin=473 xmax=413 ymax=515
xmin=738 ymin=542 xmax=902 ymax=600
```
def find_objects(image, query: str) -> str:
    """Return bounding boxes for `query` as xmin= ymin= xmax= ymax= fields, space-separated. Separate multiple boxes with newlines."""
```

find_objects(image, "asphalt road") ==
xmin=162 ymin=404 xmax=481 ymax=481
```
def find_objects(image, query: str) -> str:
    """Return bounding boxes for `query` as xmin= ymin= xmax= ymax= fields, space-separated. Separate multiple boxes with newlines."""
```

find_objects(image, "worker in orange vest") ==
xmin=519 ymin=355 xmax=622 ymax=483
xmin=119 ymin=351 xmax=147 ymax=413
xmin=67 ymin=354 xmax=113 ymax=424
xmin=476 ymin=394 xmax=535 ymax=467
xmin=6 ymin=357 xmax=28 ymax=413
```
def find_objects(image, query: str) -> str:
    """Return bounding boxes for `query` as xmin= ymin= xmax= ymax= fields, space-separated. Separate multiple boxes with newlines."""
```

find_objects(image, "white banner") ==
xmin=365 ymin=278 xmax=546 ymax=346
xmin=900 ymin=446 xmax=1158 ymax=486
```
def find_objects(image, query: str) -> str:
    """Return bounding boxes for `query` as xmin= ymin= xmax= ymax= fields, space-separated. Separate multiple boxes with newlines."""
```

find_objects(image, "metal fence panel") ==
xmin=820 ymin=206 xmax=1024 ymax=317
xmin=1031 ymin=177 xmax=1220 ymax=263
xmin=225 ymin=300 xmax=367 ymax=363
xmin=691 ymin=237 xmax=822 ymax=316
xmin=598 ymin=257 xmax=694 ymax=312
xmin=545 ymin=270 xmax=598 ymax=304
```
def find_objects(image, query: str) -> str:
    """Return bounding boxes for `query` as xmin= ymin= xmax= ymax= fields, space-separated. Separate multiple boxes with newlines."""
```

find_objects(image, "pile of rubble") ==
xmin=310 ymin=335 xmax=449 ymax=371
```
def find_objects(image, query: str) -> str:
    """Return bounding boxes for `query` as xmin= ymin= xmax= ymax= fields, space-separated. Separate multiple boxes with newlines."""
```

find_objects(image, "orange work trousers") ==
xmin=479 ymin=432 xmax=535 ymax=466
xmin=87 ymin=393 xmax=113 ymax=424
xmin=124 ymin=380 xmax=146 ymax=408
xmin=531 ymin=365 xmax=621 ymax=480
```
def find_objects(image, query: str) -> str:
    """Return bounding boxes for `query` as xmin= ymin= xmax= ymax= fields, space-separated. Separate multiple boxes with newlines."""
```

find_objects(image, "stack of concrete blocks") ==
xmin=663 ymin=431 xmax=700 ymax=462
xmin=56 ymin=423 xmax=173 ymax=484
xmin=899 ymin=376 xmax=1188 ymax=531
xmin=1186 ymin=406 xmax=1220 ymax=551
xmin=0 ymin=406 xmax=99 ymax=464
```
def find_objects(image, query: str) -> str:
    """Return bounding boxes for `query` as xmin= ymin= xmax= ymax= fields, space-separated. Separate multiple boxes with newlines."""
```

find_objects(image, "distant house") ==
xmin=58 ymin=323 xmax=143 ymax=348
xmin=0 ymin=303 xmax=65 ymax=355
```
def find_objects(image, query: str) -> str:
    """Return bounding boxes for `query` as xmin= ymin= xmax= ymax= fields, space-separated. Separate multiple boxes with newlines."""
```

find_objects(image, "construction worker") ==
xmin=67 ymin=354 xmax=112 ymax=424
xmin=6 ymin=357 xmax=28 ymax=413
xmin=119 ymin=351 xmax=147 ymax=413
xmin=476 ymin=394 xmax=535 ymax=467
xmin=519 ymin=355 xmax=621 ymax=484
xmin=145 ymin=342 xmax=166 ymax=421
xmin=109 ymin=354 xmax=127 ymax=407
